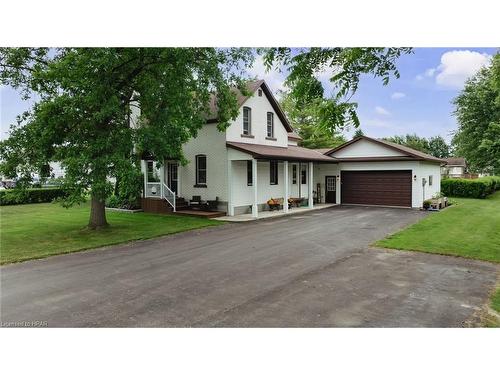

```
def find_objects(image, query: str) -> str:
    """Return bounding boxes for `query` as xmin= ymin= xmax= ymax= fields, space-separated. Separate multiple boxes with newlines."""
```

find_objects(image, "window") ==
xmin=292 ymin=165 xmax=297 ymax=184
xmin=429 ymin=175 xmax=433 ymax=186
xmin=258 ymin=89 xmax=262 ymax=97
xmin=243 ymin=107 xmax=251 ymax=135
xmin=147 ymin=161 xmax=160 ymax=182
xmin=301 ymin=164 xmax=307 ymax=184
xmin=270 ymin=161 xmax=278 ymax=185
xmin=247 ymin=160 xmax=253 ymax=186
xmin=266 ymin=112 xmax=274 ymax=138
xmin=195 ymin=155 xmax=207 ymax=185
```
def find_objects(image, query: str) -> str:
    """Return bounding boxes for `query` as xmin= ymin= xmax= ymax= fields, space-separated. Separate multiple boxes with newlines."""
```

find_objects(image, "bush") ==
xmin=0 ymin=188 xmax=68 ymax=206
xmin=423 ymin=200 xmax=432 ymax=209
xmin=105 ymin=195 xmax=122 ymax=208
xmin=441 ymin=176 xmax=500 ymax=198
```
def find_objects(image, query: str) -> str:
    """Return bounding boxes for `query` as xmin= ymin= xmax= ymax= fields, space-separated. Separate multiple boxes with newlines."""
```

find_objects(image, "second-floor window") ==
xmin=243 ymin=107 xmax=251 ymax=135
xmin=267 ymin=112 xmax=274 ymax=138
xmin=195 ymin=154 xmax=207 ymax=185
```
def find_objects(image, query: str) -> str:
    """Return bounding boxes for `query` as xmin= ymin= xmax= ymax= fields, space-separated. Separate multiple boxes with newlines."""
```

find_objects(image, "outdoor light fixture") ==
xmin=413 ymin=174 xmax=417 ymax=181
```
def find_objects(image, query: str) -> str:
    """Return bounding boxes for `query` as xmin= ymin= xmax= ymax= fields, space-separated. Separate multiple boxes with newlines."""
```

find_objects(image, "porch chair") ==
xmin=190 ymin=195 xmax=203 ymax=209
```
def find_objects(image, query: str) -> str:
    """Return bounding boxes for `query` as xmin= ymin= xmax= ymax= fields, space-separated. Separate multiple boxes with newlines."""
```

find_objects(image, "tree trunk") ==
xmin=88 ymin=195 xmax=108 ymax=229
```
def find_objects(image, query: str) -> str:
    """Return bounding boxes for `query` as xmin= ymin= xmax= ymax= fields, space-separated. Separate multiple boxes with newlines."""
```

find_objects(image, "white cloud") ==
xmin=391 ymin=92 xmax=406 ymax=100
xmin=375 ymin=106 xmax=391 ymax=116
xmin=246 ymin=55 xmax=286 ymax=95
xmin=434 ymin=50 xmax=491 ymax=89
xmin=415 ymin=74 xmax=424 ymax=81
xmin=424 ymin=68 xmax=436 ymax=77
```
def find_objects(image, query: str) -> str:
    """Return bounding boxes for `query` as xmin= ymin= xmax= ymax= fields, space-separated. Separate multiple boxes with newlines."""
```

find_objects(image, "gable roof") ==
xmin=444 ymin=157 xmax=466 ymax=167
xmin=314 ymin=148 xmax=334 ymax=155
xmin=287 ymin=131 xmax=302 ymax=140
xmin=325 ymin=136 xmax=445 ymax=164
xmin=207 ymin=80 xmax=293 ymax=132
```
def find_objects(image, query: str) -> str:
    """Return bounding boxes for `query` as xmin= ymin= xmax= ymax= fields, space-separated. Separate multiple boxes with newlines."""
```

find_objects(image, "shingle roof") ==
xmin=226 ymin=142 xmax=336 ymax=162
xmin=314 ymin=148 xmax=334 ymax=155
xmin=444 ymin=157 xmax=466 ymax=166
xmin=326 ymin=136 xmax=445 ymax=164
xmin=207 ymin=80 xmax=293 ymax=132
xmin=287 ymin=131 xmax=302 ymax=140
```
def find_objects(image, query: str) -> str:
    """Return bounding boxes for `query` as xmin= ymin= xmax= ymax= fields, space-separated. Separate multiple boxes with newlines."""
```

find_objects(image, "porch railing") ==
xmin=145 ymin=182 xmax=176 ymax=212
xmin=162 ymin=182 xmax=176 ymax=212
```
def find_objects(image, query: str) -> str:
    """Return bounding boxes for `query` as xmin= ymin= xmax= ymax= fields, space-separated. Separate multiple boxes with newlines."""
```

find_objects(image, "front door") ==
xmin=325 ymin=176 xmax=336 ymax=203
xmin=167 ymin=162 xmax=178 ymax=194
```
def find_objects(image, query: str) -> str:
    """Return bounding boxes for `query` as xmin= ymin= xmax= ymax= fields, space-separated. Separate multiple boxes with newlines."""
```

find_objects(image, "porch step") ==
xmin=174 ymin=210 xmax=227 ymax=218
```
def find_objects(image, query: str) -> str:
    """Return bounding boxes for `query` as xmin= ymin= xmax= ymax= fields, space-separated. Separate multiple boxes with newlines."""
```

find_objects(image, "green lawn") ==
xmin=0 ymin=202 xmax=224 ymax=264
xmin=375 ymin=191 xmax=500 ymax=263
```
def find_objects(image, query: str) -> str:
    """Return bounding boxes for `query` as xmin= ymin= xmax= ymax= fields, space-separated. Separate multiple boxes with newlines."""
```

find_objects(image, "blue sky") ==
xmin=248 ymin=47 xmax=497 ymax=141
xmin=1 ymin=48 xmax=497 ymax=142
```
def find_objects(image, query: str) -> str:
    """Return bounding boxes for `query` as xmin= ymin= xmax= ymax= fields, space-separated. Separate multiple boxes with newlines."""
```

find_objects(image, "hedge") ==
xmin=441 ymin=176 xmax=500 ymax=199
xmin=0 ymin=188 xmax=68 ymax=206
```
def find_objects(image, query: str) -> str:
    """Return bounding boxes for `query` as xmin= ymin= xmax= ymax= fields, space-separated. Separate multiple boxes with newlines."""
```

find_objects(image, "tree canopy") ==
xmin=261 ymin=47 xmax=412 ymax=132
xmin=0 ymin=48 xmax=253 ymax=228
xmin=278 ymin=76 xmax=346 ymax=149
xmin=383 ymin=134 xmax=451 ymax=159
xmin=452 ymin=53 xmax=500 ymax=175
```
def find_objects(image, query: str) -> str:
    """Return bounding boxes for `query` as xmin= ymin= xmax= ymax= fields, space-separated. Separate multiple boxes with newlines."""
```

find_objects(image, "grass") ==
xmin=0 ymin=202 xmax=224 ymax=264
xmin=375 ymin=191 xmax=500 ymax=263
xmin=491 ymin=287 xmax=500 ymax=313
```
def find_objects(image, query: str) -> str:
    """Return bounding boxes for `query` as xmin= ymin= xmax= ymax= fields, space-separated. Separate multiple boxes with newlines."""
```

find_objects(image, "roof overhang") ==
xmin=226 ymin=142 xmax=337 ymax=163
xmin=326 ymin=136 xmax=445 ymax=164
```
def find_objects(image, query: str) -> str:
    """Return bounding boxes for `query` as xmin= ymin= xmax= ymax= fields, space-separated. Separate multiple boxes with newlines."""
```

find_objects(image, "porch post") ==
xmin=160 ymin=162 xmax=165 ymax=198
xmin=284 ymin=160 xmax=289 ymax=213
xmin=308 ymin=162 xmax=314 ymax=208
xmin=176 ymin=162 xmax=181 ymax=198
xmin=141 ymin=160 xmax=147 ymax=198
xmin=252 ymin=158 xmax=258 ymax=218
xmin=227 ymin=160 xmax=234 ymax=216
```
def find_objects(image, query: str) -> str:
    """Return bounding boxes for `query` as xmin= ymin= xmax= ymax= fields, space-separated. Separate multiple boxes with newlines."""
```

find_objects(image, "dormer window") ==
xmin=267 ymin=112 xmax=274 ymax=138
xmin=243 ymin=106 xmax=251 ymax=135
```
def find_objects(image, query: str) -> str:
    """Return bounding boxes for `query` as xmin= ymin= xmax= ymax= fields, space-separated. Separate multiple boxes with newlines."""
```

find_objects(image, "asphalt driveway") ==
xmin=1 ymin=205 xmax=498 ymax=327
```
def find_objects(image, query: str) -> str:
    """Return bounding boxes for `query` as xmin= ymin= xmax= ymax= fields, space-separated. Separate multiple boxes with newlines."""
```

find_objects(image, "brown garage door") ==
xmin=341 ymin=170 xmax=412 ymax=207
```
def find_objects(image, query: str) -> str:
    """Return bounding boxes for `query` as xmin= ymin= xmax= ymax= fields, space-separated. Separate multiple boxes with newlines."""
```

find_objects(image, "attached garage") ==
xmin=323 ymin=136 xmax=446 ymax=208
xmin=340 ymin=170 xmax=412 ymax=207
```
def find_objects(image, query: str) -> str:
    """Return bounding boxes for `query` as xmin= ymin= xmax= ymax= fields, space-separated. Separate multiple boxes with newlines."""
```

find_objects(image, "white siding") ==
xmin=225 ymin=92 xmax=288 ymax=147
xmin=332 ymin=139 xmax=406 ymax=158
xmin=180 ymin=123 xmax=228 ymax=204
xmin=313 ymin=163 xmax=340 ymax=203
xmin=417 ymin=162 xmax=442 ymax=201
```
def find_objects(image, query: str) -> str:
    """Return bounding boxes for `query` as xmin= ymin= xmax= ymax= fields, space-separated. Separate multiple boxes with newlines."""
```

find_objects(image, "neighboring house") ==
xmin=442 ymin=157 xmax=467 ymax=178
xmin=141 ymin=80 xmax=444 ymax=217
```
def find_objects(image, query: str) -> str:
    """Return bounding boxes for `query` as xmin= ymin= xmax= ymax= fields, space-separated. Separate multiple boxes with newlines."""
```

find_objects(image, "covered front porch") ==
xmin=226 ymin=142 xmax=338 ymax=219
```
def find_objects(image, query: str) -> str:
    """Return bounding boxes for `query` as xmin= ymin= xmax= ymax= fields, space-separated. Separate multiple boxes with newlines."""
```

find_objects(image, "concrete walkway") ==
xmin=1 ymin=205 xmax=498 ymax=327
xmin=213 ymin=203 xmax=337 ymax=222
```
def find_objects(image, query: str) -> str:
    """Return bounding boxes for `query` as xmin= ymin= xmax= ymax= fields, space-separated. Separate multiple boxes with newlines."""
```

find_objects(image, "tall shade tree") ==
xmin=261 ymin=47 xmax=413 ymax=132
xmin=383 ymin=134 xmax=450 ymax=158
xmin=453 ymin=53 xmax=500 ymax=175
xmin=279 ymin=76 xmax=346 ymax=149
xmin=0 ymin=48 xmax=252 ymax=229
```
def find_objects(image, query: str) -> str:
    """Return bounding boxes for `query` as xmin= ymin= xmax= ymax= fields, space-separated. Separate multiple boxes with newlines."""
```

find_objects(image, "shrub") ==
xmin=441 ymin=176 xmax=500 ymax=198
xmin=423 ymin=200 xmax=432 ymax=209
xmin=105 ymin=195 xmax=122 ymax=208
xmin=0 ymin=188 xmax=68 ymax=206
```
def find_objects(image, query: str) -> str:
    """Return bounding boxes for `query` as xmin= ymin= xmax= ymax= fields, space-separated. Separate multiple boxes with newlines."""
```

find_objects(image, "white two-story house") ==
xmin=141 ymin=80 xmax=445 ymax=217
